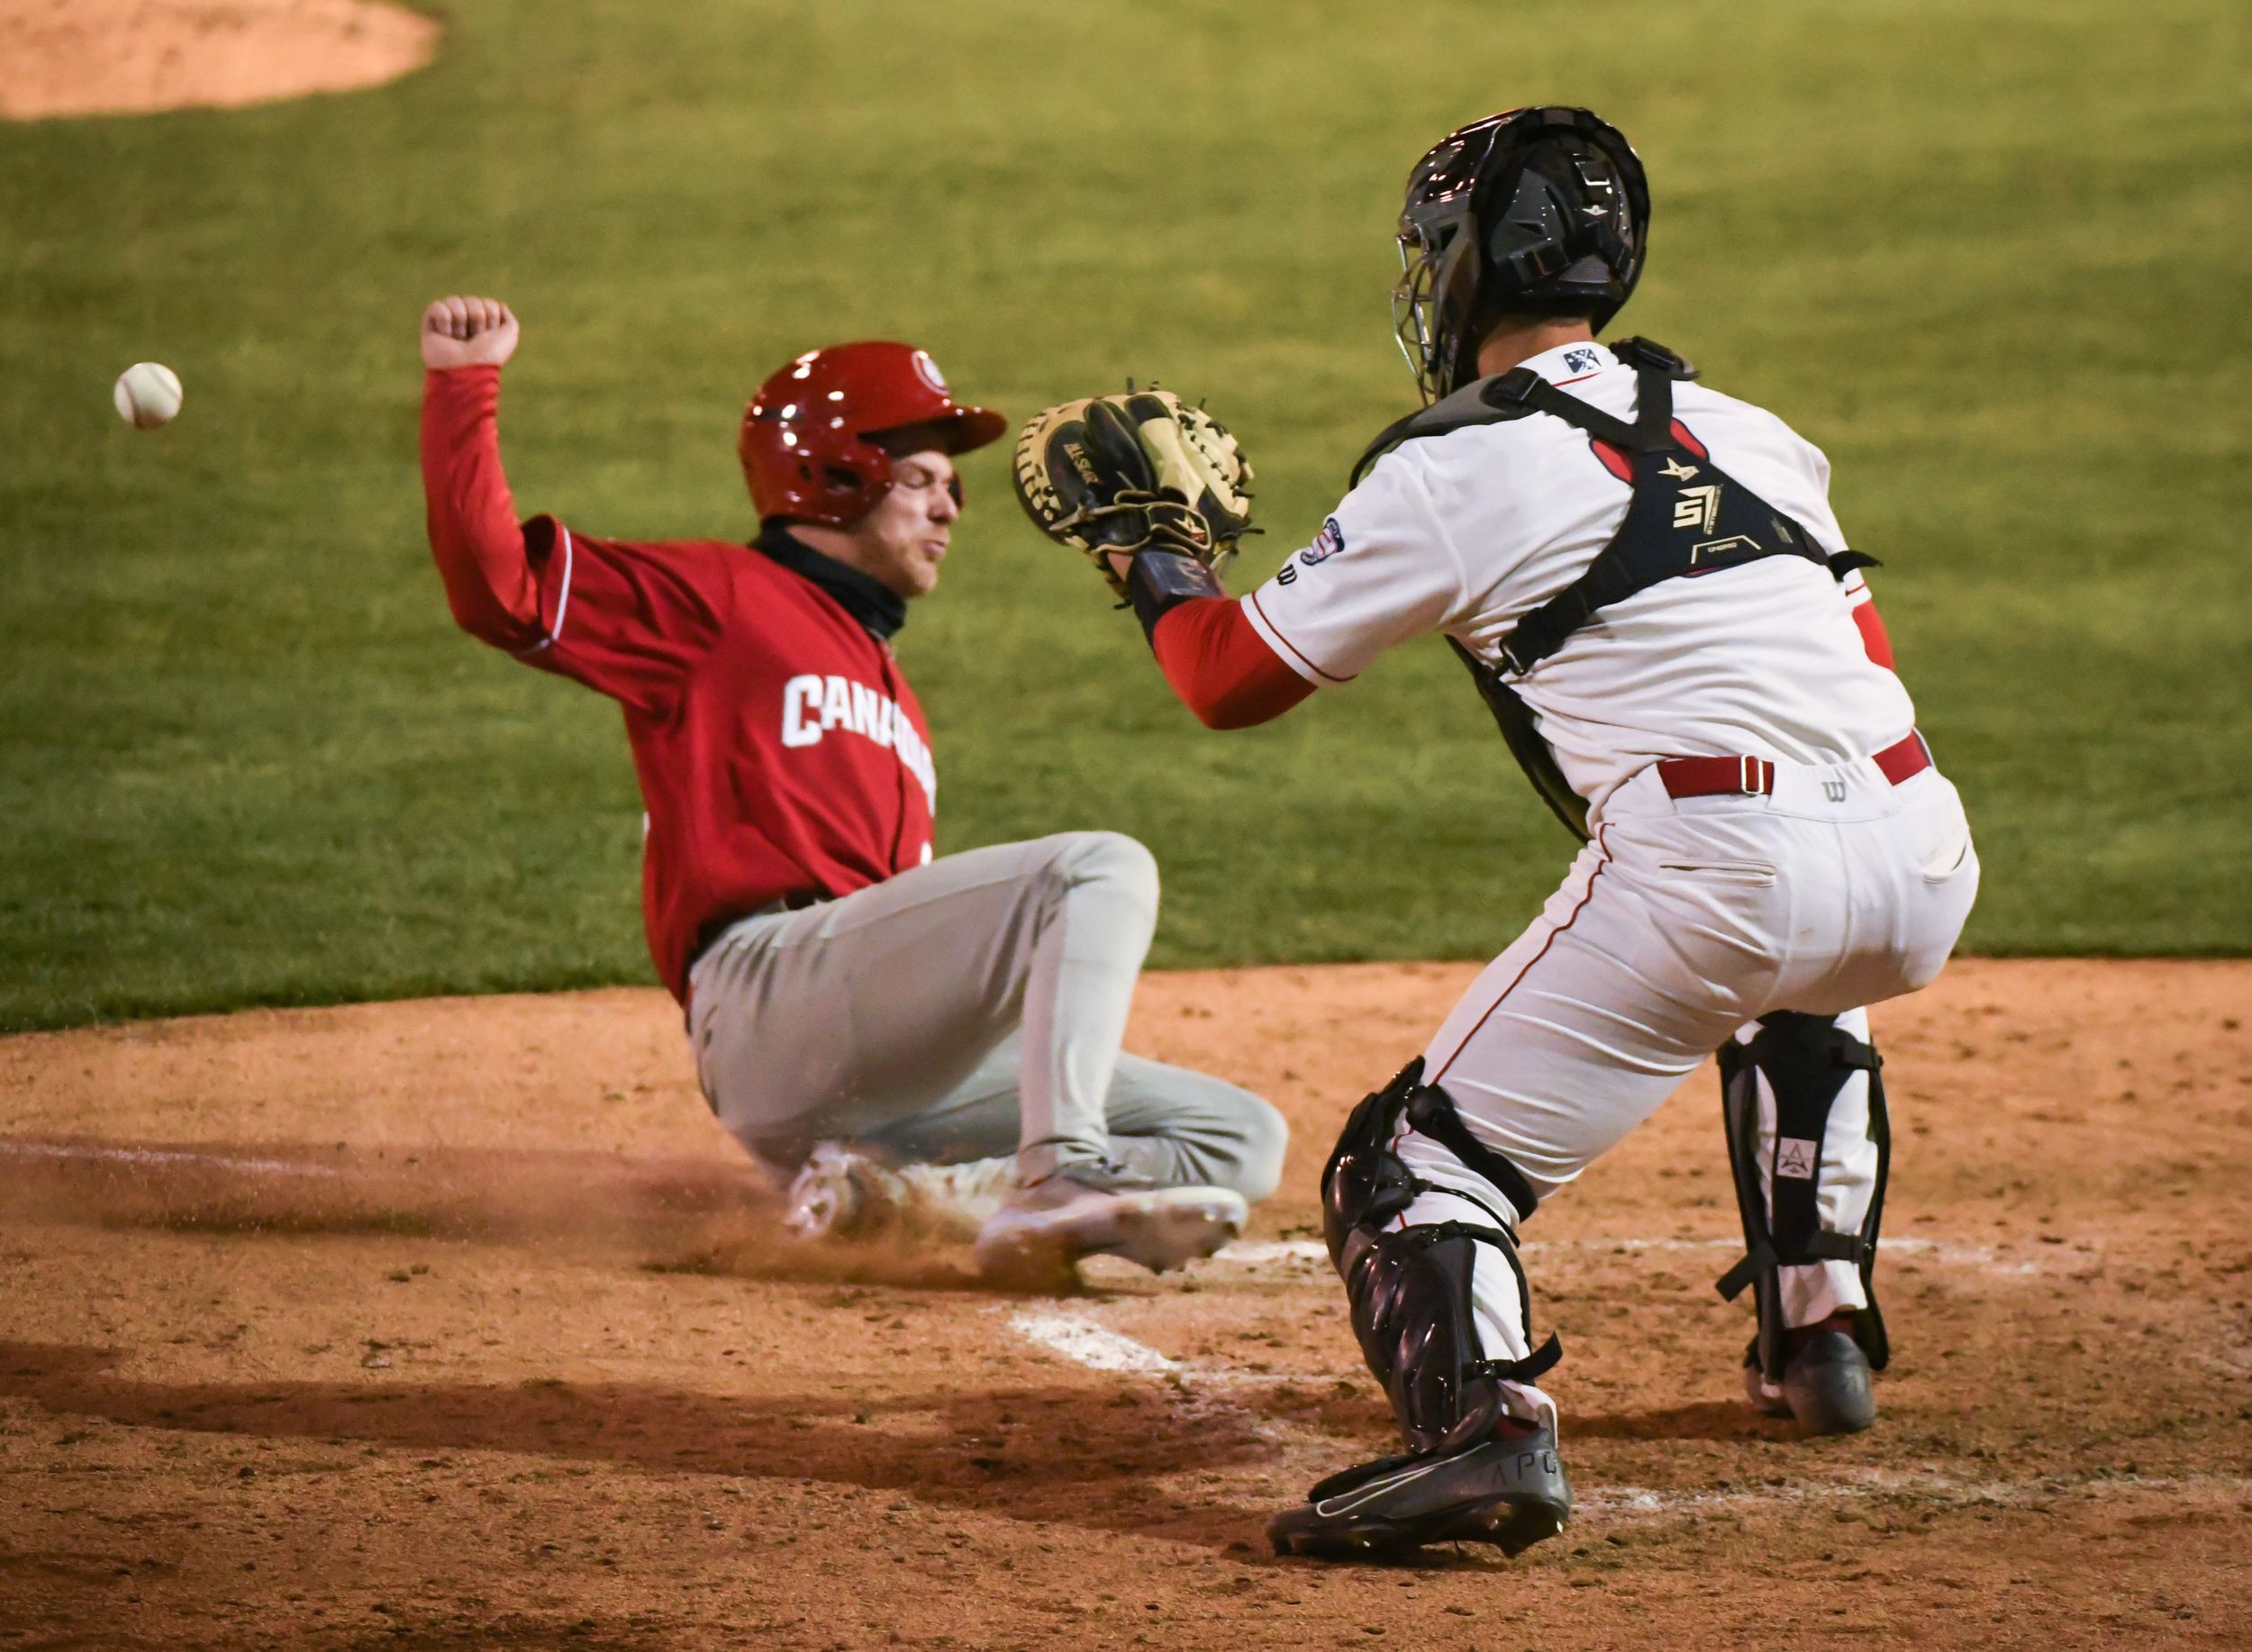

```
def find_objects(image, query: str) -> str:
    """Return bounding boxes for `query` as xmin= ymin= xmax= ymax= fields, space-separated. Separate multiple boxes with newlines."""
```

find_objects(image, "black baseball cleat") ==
xmin=1267 ymin=1428 xmax=1571 ymax=1562
xmin=1744 ymin=1329 xmax=1877 ymax=1436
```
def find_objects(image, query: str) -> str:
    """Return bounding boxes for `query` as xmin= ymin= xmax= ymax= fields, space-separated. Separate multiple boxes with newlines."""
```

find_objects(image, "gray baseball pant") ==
xmin=684 ymin=831 xmax=1285 ymax=1199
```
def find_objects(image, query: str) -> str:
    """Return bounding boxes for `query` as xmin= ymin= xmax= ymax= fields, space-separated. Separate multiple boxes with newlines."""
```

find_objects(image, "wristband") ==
xmin=1125 ymin=550 xmax=1223 ymax=644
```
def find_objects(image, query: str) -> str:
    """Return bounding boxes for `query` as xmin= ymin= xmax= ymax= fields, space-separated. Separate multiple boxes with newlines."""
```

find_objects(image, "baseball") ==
xmin=113 ymin=361 xmax=184 ymax=429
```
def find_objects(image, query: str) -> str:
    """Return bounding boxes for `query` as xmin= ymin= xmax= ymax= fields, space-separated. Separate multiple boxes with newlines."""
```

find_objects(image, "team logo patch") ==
xmin=1672 ymin=484 xmax=1722 ymax=533
xmin=911 ymin=349 xmax=949 ymax=394
xmin=1775 ymin=1139 xmax=1820 ymax=1180
xmin=1564 ymin=347 xmax=1601 ymax=374
xmin=1298 ymin=516 xmax=1347 ymax=568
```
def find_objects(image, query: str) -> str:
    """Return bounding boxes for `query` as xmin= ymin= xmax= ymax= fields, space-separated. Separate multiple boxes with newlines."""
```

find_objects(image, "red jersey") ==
xmin=421 ymin=366 xmax=937 ymax=1001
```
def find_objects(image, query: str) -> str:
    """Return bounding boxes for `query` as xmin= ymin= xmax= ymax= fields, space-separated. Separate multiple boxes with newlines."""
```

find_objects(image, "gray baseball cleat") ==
xmin=972 ymin=1162 xmax=1247 ymax=1284
xmin=782 ymin=1143 xmax=1014 ymax=1245
xmin=1743 ymin=1329 xmax=1877 ymax=1435
xmin=782 ymin=1142 xmax=880 ymax=1240
xmin=1267 ymin=1427 xmax=1572 ymax=1562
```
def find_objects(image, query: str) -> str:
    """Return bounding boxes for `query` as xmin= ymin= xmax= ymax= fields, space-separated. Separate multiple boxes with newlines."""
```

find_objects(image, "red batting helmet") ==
xmin=739 ymin=341 xmax=1006 ymax=527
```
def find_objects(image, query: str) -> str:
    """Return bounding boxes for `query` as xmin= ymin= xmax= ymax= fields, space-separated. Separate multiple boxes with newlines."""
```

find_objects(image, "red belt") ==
xmin=1658 ymin=732 xmax=1930 ymax=801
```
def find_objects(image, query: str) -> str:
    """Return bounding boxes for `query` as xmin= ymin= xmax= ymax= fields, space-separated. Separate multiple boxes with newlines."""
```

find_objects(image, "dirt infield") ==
xmin=0 ymin=0 xmax=435 ymax=121
xmin=3 ymin=958 xmax=2247 ymax=1647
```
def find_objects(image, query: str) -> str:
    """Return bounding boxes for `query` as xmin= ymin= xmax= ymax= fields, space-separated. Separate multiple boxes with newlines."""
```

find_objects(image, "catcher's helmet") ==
xmin=739 ymin=341 xmax=1006 ymax=527
xmin=1392 ymin=106 xmax=1649 ymax=403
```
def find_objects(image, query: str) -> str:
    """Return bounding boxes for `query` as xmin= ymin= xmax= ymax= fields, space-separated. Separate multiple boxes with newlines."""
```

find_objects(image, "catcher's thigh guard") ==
xmin=1717 ymin=1011 xmax=1892 ymax=1384
xmin=1323 ymin=1060 xmax=1560 ymax=1456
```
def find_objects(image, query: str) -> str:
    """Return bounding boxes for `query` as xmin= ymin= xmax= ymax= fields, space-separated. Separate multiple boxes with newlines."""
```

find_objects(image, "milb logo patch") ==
xmin=1297 ymin=516 xmax=1347 ymax=568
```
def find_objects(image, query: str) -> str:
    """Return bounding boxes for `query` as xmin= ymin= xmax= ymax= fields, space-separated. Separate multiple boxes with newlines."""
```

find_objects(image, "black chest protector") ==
xmin=1352 ymin=339 xmax=1873 ymax=840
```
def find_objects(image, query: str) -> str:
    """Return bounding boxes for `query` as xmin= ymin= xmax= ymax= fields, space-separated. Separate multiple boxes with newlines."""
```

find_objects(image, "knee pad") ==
xmin=1322 ymin=1060 xmax=1560 ymax=1453
xmin=1717 ymin=1012 xmax=1892 ymax=1382
xmin=1321 ymin=1059 xmax=1540 ymax=1261
xmin=1320 ymin=1058 xmax=1428 ymax=1264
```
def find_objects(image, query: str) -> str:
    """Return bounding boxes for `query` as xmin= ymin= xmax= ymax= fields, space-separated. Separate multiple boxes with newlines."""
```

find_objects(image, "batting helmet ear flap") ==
xmin=818 ymin=460 xmax=885 ymax=510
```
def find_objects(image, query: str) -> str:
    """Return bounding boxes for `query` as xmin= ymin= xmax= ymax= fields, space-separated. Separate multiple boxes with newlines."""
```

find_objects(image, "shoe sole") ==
xmin=1268 ymin=1490 xmax=1569 ymax=1562
xmin=781 ymin=1182 xmax=857 ymax=1242
xmin=974 ymin=1189 xmax=1247 ymax=1283
xmin=1742 ymin=1361 xmax=1793 ymax=1420
xmin=781 ymin=1147 xmax=874 ymax=1242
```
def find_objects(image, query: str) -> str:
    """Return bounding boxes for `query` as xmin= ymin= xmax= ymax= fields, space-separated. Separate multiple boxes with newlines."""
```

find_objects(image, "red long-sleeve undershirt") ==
xmin=1145 ymin=584 xmax=1895 ymax=731
xmin=1850 ymin=598 xmax=1894 ymax=669
xmin=1149 ymin=598 xmax=1313 ymax=728
xmin=420 ymin=365 xmax=546 ymax=653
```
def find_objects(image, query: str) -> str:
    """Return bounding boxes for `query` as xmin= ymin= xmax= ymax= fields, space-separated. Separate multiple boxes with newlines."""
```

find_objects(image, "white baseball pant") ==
xmin=1393 ymin=750 xmax=1979 ymax=1412
xmin=686 ymin=831 xmax=1285 ymax=1199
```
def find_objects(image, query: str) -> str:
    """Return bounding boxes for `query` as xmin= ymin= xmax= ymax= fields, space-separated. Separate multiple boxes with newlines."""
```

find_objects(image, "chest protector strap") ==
xmin=1487 ymin=363 xmax=1861 ymax=674
xmin=1350 ymin=340 xmax=1875 ymax=842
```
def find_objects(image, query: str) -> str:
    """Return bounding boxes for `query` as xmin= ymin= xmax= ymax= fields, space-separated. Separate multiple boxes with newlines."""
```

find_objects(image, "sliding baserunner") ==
xmin=418 ymin=295 xmax=1285 ymax=1283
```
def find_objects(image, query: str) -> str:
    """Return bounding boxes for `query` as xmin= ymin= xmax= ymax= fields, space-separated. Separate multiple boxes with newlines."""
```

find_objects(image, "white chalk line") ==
xmin=1579 ymin=1467 xmax=2252 ymax=1525
xmin=0 ymin=1140 xmax=2093 ymax=1284
xmin=1011 ymin=1310 xmax=1183 ymax=1377
xmin=1021 ymin=1229 xmax=2081 ymax=1422
xmin=0 ymin=1139 xmax=344 ymax=1179
xmin=1009 ymin=1311 xmax=1325 ymax=1390
xmin=1206 ymin=1235 xmax=2075 ymax=1277
xmin=1006 ymin=1309 xmax=1321 ymax=1448
xmin=1005 ymin=1307 xmax=2250 ymax=1526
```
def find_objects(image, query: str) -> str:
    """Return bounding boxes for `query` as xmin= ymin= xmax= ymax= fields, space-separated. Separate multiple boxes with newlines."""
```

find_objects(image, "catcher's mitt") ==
xmin=1012 ymin=388 xmax=1254 ymax=597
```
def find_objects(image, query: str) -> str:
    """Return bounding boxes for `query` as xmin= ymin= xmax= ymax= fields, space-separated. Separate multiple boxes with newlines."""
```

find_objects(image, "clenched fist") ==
xmin=422 ymin=295 xmax=519 ymax=370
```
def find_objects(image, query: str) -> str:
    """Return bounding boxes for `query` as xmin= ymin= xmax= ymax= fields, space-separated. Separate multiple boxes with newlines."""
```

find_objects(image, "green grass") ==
xmin=2 ymin=0 xmax=2247 ymax=1030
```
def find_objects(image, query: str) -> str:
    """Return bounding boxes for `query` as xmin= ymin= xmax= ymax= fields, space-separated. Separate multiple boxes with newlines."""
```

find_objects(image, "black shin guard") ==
xmin=1717 ymin=1013 xmax=1892 ymax=1383
xmin=1322 ymin=1060 xmax=1560 ymax=1455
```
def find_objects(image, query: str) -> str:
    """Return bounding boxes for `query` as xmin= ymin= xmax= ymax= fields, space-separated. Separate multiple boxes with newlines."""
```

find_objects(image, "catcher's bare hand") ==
xmin=421 ymin=295 xmax=519 ymax=370
xmin=1012 ymin=387 xmax=1254 ymax=599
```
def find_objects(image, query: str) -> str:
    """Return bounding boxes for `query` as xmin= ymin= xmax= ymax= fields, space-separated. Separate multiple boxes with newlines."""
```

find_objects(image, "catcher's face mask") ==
xmin=1392 ymin=115 xmax=1505 ymax=405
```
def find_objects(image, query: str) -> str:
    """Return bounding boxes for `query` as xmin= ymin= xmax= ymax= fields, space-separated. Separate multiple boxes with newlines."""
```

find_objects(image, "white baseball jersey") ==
xmin=1240 ymin=341 xmax=1917 ymax=811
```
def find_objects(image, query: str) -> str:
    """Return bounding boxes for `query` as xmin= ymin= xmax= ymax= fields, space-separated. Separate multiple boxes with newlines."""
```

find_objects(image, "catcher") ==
xmin=1015 ymin=106 xmax=1976 ymax=1558
xmin=417 ymin=295 xmax=1285 ymax=1284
